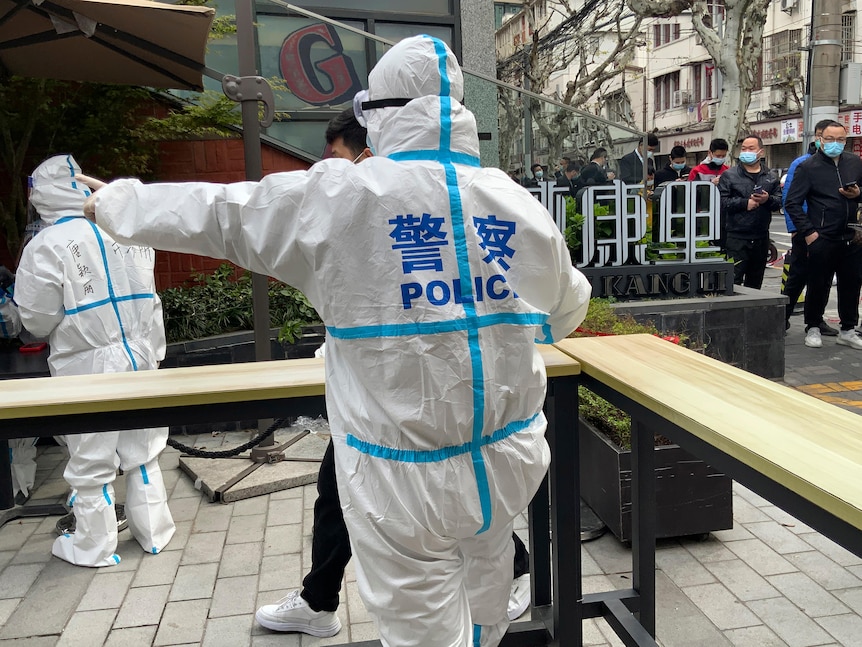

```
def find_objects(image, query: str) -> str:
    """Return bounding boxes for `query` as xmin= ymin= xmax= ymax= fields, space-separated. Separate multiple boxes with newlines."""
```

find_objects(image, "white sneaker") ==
xmin=837 ymin=329 xmax=862 ymax=350
xmin=508 ymin=573 xmax=531 ymax=621
xmin=255 ymin=590 xmax=342 ymax=636
xmin=804 ymin=327 xmax=822 ymax=348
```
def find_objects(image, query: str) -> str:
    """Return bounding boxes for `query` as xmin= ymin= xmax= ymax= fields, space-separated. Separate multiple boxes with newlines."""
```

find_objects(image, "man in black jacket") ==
xmin=785 ymin=121 xmax=862 ymax=350
xmin=717 ymin=134 xmax=781 ymax=289
xmin=654 ymin=145 xmax=691 ymax=185
xmin=618 ymin=134 xmax=658 ymax=184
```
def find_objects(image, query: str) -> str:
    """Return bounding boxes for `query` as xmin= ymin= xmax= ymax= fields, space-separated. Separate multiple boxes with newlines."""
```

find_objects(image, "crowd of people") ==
xmin=515 ymin=124 xmax=862 ymax=351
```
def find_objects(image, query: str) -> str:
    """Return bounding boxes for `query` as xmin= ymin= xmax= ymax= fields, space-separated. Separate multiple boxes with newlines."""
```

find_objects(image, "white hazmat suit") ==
xmin=15 ymin=154 xmax=175 ymax=567
xmin=92 ymin=36 xmax=591 ymax=645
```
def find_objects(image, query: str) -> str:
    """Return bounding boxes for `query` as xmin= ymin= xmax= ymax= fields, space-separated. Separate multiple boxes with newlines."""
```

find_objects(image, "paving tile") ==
xmin=655 ymin=545 xmax=716 ymax=588
xmin=202 ymin=614 xmax=254 ymax=646
xmin=724 ymin=539 xmax=797 ymax=576
xmin=0 ymin=551 xmax=15 ymax=570
xmin=348 ymin=622 xmax=378 ymax=642
xmin=103 ymin=626 xmax=157 ymax=646
xmin=233 ymin=496 xmax=269 ymax=517
xmin=113 ymin=584 xmax=170 ymax=628
xmin=724 ymin=625 xmax=789 ymax=646
xmin=163 ymin=520 xmax=192 ymax=552
xmin=9 ymin=533 xmax=55 ymax=565
xmin=815 ymin=613 xmax=862 ymax=646
xmin=785 ymin=551 xmax=862 ymax=591
xmin=209 ymin=575 xmax=258 ymax=617
xmin=109 ymin=538 xmax=145 ymax=573
xmin=0 ymin=599 xmax=20 ymax=626
xmin=704 ymin=559 xmax=781 ymax=601
xmin=169 ymin=562 xmax=219 ymax=601
xmin=131 ymin=550 xmax=182 ymax=588
xmin=263 ymin=524 xmax=302 ymax=557
xmin=0 ymin=522 xmax=38 ymax=552
xmin=153 ymin=598 xmax=209 ymax=646
xmin=711 ymin=522 xmax=755 ymax=543
xmin=759 ymin=506 xmax=814 ymax=535
xmin=799 ymin=533 xmax=862 ymax=568
xmin=170 ymin=475 xmax=203 ymax=500
xmin=582 ymin=618 xmax=610 ymax=645
xmin=77 ymin=571 xmax=135 ymax=610
xmin=580 ymin=546 xmax=604 ymax=577
xmin=682 ymin=536 xmax=736 ymax=562
xmin=180 ymin=531 xmax=226 ymax=565
xmin=582 ymin=534 xmax=633 ymax=575
xmin=766 ymin=572 xmax=849 ymax=617
xmin=744 ymin=521 xmax=815 ymax=554
xmin=0 ymin=560 xmax=95 ymax=639
xmin=251 ymin=633 xmax=301 ymax=646
xmin=192 ymin=503 xmax=234 ymax=533
xmin=747 ymin=597 xmax=834 ymax=647
xmin=227 ymin=513 xmax=267 ymax=545
xmin=0 ymin=637 xmax=58 ymax=646
xmin=683 ymin=582 xmax=760 ymax=630
xmin=731 ymin=497 xmax=772 ymax=524
xmin=219 ymin=542 xmax=263 ymax=579
xmin=267 ymin=497 xmax=305 ymax=526
xmin=653 ymin=571 xmax=733 ymax=647
xmin=833 ymin=587 xmax=862 ymax=614
xmin=167 ymin=496 xmax=202 ymax=523
xmin=56 ymin=609 xmax=116 ymax=647
xmin=0 ymin=564 xmax=44 ymax=599
xmin=733 ymin=483 xmax=773 ymax=508
xmin=345 ymin=579 xmax=372 ymax=625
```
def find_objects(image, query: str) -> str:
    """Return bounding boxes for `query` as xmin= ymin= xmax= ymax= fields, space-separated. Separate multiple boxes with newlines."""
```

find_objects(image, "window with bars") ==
xmin=764 ymin=29 xmax=803 ymax=85
xmin=652 ymin=22 xmax=681 ymax=47
xmin=843 ymin=12 xmax=855 ymax=63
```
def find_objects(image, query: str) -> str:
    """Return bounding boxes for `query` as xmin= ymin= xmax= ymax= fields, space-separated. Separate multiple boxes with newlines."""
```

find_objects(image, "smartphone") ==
xmin=752 ymin=185 xmax=766 ymax=195
xmin=19 ymin=342 xmax=47 ymax=354
xmin=843 ymin=182 xmax=858 ymax=190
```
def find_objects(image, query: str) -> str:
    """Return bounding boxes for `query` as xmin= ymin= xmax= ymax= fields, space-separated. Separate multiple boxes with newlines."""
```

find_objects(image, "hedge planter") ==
xmin=579 ymin=417 xmax=733 ymax=542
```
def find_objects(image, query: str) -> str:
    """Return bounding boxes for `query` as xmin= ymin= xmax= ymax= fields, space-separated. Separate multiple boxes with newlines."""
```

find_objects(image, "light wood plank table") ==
xmin=0 ymin=346 xmax=586 ymax=647
xmin=554 ymin=333 xmax=862 ymax=647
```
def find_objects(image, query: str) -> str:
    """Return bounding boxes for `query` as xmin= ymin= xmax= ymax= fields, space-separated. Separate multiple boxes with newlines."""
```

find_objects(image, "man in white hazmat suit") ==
xmin=14 ymin=154 xmax=175 ymax=567
xmin=87 ymin=36 xmax=591 ymax=645
xmin=0 ymin=266 xmax=38 ymax=505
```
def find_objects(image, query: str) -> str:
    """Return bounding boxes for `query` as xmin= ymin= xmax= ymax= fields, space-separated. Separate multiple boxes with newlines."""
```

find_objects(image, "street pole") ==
xmin=807 ymin=0 xmax=842 ymax=138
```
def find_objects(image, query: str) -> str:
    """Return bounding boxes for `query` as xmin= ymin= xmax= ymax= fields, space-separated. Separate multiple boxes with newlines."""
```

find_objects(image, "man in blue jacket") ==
xmin=717 ymin=134 xmax=781 ymax=288
xmin=785 ymin=121 xmax=862 ymax=350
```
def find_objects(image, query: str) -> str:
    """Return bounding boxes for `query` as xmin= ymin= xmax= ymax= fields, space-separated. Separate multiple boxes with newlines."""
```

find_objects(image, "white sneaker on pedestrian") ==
xmin=837 ymin=329 xmax=862 ymax=350
xmin=508 ymin=573 xmax=531 ymax=621
xmin=804 ymin=327 xmax=822 ymax=348
xmin=255 ymin=590 xmax=342 ymax=636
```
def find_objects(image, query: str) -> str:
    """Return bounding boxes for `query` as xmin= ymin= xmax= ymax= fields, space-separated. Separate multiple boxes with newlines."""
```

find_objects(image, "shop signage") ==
xmin=528 ymin=180 xmax=733 ymax=298
xmin=673 ymin=136 xmax=705 ymax=149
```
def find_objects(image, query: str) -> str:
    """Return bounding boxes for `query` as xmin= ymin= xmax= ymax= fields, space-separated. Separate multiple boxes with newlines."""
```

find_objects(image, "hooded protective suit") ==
xmin=15 ymin=154 xmax=174 ymax=567
xmin=92 ymin=36 xmax=590 ymax=645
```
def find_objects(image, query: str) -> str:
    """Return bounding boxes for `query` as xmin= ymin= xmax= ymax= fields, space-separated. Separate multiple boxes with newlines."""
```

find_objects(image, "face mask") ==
xmin=738 ymin=152 xmax=759 ymax=165
xmin=535 ymin=171 xmax=544 ymax=179
xmin=352 ymin=151 xmax=365 ymax=164
xmin=672 ymin=163 xmax=686 ymax=170
xmin=814 ymin=140 xmax=822 ymax=150
xmin=647 ymin=151 xmax=654 ymax=159
xmin=365 ymin=135 xmax=376 ymax=156
xmin=823 ymin=142 xmax=844 ymax=158
xmin=710 ymin=157 xmax=726 ymax=165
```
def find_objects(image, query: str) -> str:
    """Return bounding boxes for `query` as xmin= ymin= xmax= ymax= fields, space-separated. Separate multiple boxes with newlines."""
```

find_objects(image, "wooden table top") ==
xmin=0 ymin=345 xmax=579 ymax=421
xmin=554 ymin=334 xmax=862 ymax=531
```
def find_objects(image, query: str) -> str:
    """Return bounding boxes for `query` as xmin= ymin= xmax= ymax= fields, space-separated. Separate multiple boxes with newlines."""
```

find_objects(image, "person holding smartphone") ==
xmin=717 ymin=134 xmax=781 ymax=289
xmin=785 ymin=121 xmax=862 ymax=350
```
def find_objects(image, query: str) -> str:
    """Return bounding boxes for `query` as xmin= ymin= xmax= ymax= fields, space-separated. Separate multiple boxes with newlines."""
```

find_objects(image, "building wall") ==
xmin=153 ymin=138 xmax=310 ymax=290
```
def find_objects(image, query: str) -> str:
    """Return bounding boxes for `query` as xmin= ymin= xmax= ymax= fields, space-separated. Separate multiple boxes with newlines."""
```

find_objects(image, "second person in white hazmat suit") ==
xmin=87 ymin=36 xmax=591 ymax=645
xmin=15 ymin=154 xmax=175 ymax=567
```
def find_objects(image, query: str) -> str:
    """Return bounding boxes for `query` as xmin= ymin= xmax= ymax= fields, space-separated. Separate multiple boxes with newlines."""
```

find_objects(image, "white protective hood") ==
xmin=364 ymin=35 xmax=479 ymax=161
xmin=29 ymin=154 xmax=92 ymax=225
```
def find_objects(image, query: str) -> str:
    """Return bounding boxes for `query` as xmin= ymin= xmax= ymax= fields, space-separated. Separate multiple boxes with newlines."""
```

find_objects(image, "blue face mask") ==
xmin=710 ymin=156 xmax=726 ymax=166
xmin=672 ymin=162 xmax=686 ymax=170
xmin=823 ymin=142 xmax=844 ymax=158
xmin=814 ymin=139 xmax=822 ymax=150
xmin=366 ymin=134 xmax=376 ymax=156
xmin=739 ymin=152 xmax=759 ymax=165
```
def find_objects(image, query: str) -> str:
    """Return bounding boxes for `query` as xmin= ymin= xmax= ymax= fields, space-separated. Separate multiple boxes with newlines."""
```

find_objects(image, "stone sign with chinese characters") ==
xmin=528 ymin=180 xmax=733 ymax=298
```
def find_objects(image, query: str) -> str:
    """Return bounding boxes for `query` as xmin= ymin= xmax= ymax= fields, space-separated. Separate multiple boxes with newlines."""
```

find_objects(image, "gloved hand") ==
xmin=0 ymin=265 xmax=13 ymax=291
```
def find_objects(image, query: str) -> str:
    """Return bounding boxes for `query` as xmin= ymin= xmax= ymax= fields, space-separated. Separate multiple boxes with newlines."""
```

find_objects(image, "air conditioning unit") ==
xmin=671 ymin=90 xmax=692 ymax=108
xmin=769 ymin=88 xmax=786 ymax=106
xmin=780 ymin=0 xmax=797 ymax=12
xmin=707 ymin=103 xmax=718 ymax=119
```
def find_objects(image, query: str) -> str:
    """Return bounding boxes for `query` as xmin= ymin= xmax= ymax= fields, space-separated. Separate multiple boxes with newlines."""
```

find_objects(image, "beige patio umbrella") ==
xmin=0 ymin=0 xmax=215 ymax=90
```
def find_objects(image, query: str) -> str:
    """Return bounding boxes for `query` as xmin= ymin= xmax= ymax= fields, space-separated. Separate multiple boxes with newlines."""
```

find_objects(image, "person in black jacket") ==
xmin=653 ymin=145 xmax=691 ymax=185
xmin=618 ymin=134 xmax=658 ymax=184
xmin=784 ymin=121 xmax=862 ymax=350
xmin=579 ymin=148 xmax=615 ymax=187
xmin=717 ymin=134 xmax=781 ymax=289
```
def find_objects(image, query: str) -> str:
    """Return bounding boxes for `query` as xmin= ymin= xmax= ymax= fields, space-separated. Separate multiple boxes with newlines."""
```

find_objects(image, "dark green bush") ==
xmin=159 ymin=263 xmax=321 ymax=344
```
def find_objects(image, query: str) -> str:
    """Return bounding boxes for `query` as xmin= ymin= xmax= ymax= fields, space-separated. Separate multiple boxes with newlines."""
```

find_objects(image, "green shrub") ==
xmin=158 ymin=263 xmax=321 ymax=344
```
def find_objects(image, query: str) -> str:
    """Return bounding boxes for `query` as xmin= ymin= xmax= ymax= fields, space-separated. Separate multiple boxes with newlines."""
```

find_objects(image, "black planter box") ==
xmin=579 ymin=417 xmax=733 ymax=542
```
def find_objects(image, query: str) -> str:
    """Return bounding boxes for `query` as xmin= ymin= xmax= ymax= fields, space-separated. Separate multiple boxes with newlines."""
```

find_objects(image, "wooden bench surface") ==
xmin=0 ymin=345 xmax=578 ymax=421
xmin=554 ymin=334 xmax=862 ymax=531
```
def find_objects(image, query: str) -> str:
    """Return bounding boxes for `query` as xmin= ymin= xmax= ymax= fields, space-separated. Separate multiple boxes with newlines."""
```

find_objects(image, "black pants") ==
xmin=725 ymin=236 xmax=768 ymax=289
xmin=804 ymin=237 xmax=862 ymax=330
xmin=301 ymin=439 xmax=531 ymax=612
xmin=782 ymin=234 xmax=808 ymax=321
